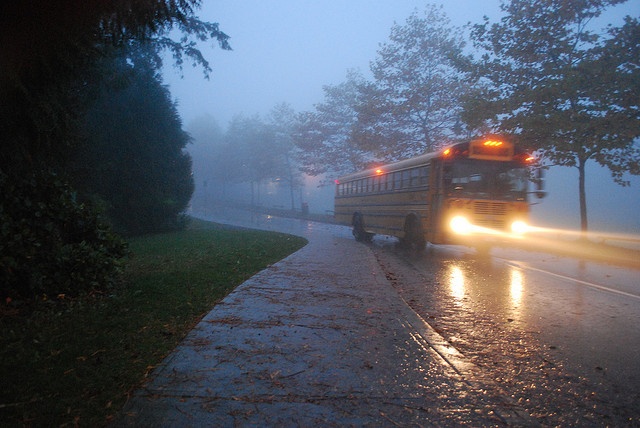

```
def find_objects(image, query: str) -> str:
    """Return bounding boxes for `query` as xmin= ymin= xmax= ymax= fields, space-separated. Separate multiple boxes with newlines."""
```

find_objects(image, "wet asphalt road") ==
xmin=370 ymin=240 xmax=640 ymax=426
xmin=115 ymin=209 xmax=639 ymax=426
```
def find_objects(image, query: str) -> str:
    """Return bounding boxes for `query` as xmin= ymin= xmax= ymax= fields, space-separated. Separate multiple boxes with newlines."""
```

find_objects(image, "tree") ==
xmin=0 ymin=1 xmax=230 ymax=299
xmin=293 ymin=70 xmax=372 ymax=179
xmin=210 ymin=111 xmax=304 ymax=210
xmin=221 ymin=114 xmax=283 ymax=207
xmin=186 ymin=115 xmax=225 ymax=212
xmin=360 ymin=5 xmax=471 ymax=160
xmin=71 ymin=48 xmax=194 ymax=235
xmin=267 ymin=103 xmax=304 ymax=211
xmin=468 ymin=0 xmax=640 ymax=232
xmin=0 ymin=0 xmax=230 ymax=172
xmin=187 ymin=115 xmax=225 ymax=185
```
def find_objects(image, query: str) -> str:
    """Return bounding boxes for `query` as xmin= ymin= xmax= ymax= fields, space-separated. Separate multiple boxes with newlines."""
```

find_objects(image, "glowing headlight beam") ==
xmin=511 ymin=220 xmax=529 ymax=234
xmin=450 ymin=216 xmax=472 ymax=235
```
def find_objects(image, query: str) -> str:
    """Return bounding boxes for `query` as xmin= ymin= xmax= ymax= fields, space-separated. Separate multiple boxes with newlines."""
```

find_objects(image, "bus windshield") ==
xmin=444 ymin=159 xmax=528 ymax=201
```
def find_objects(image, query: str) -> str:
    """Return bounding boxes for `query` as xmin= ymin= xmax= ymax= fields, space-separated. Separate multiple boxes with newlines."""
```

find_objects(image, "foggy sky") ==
xmin=164 ymin=0 xmax=504 ymax=125
xmin=163 ymin=1 xmax=640 ymax=234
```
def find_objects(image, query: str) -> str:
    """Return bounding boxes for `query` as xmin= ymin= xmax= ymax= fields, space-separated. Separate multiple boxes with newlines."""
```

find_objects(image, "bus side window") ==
xmin=393 ymin=172 xmax=402 ymax=189
xmin=402 ymin=170 xmax=411 ymax=188
xmin=410 ymin=168 xmax=420 ymax=187
xmin=373 ymin=176 xmax=379 ymax=192
xmin=443 ymin=165 xmax=452 ymax=187
xmin=419 ymin=166 xmax=429 ymax=187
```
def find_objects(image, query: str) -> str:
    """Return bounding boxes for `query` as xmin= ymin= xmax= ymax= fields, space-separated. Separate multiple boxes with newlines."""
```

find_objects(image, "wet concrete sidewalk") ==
xmin=115 ymin=217 xmax=530 ymax=426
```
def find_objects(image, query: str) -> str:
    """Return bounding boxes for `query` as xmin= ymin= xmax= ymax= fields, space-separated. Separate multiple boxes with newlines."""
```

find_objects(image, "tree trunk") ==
xmin=578 ymin=158 xmax=588 ymax=234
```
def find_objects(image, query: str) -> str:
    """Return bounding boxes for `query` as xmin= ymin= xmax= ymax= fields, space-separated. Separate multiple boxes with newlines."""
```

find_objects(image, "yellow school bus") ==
xmin=334 ymin=137 xmax=542 ymax=249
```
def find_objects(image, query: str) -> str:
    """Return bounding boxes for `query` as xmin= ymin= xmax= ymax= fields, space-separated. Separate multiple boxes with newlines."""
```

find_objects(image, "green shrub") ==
xmin=0 ymin=169 xmax=127 ymax=300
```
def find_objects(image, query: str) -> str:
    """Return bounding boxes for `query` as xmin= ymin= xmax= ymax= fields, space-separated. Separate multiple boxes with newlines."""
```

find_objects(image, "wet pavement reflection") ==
xmin=371 ymin=236 xmax=640 ymax=425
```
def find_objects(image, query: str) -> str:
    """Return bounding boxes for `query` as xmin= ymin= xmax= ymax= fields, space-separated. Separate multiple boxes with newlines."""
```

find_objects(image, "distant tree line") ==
xmin=0 ymin=1 xmax=230 ymax=300
xmin=188 ymin=104 xmax=302 ymax=212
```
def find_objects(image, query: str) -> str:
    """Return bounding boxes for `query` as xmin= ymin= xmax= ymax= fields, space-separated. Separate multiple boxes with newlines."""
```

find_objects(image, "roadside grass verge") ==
xmin=0 ymin=218 xmax=307 ymax=426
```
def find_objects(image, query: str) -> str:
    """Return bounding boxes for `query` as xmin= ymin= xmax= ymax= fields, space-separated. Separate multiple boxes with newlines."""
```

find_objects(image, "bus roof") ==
xmin=336 ymin=137 xmax=525 ymax=183
xmin=336 ymin=148 xmax=443 ymax=183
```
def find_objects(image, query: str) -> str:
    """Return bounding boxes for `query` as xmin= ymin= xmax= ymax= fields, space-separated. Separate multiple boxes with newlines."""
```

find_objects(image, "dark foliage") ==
xmin=0 ymin=1 xmax=228 ymax=299
xmin=0 ymin=169 xmax=127 ymax=300
xmin=0 ymin=0 xmax=230 ymax=175
xmin=71 ymin=51 xmax=195 ymax=236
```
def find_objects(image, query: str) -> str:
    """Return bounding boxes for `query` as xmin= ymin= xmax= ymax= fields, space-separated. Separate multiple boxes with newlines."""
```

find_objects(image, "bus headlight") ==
xmin=511 ymin=220 xmax=529 ymax=234
xmin=450 ymin=216 xmax=472 ymax=235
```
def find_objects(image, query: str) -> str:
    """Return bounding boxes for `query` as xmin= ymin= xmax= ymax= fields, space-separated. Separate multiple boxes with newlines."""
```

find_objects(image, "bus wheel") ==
xmin=352 ymin=213 xmax=373 ymax=242
xmin=402 ymin=216 xmax=425 ymax=252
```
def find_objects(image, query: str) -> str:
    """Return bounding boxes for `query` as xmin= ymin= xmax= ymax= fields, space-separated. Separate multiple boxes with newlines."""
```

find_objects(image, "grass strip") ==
xmin=0 ymin=218 xmax=307 ymax=426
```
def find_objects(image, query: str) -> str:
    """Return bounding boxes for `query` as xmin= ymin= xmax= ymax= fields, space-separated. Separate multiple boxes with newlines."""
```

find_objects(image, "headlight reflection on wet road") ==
xmin=509 ymin=268 xmax=524 ymax=306
xmin=445 ymin=260 xmax=528 ymax=324
xmin=448 ymin=265 xmax=466 ymax=303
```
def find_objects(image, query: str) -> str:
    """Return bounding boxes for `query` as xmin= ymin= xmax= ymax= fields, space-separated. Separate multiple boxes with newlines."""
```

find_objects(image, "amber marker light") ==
xmin=443 ymin=148 xmax=451 ymax=156
xmin=483 ymin=140 xmax=503 ymax=147
xmin=375 ymin=168 xmax=383 ymax=175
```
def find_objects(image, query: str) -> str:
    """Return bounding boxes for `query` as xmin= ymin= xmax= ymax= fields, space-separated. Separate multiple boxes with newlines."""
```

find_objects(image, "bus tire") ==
xmin=352 ymin=213 xmax=373 ymax=242
xmin=402 ymin=215 xmax=425 ymax=252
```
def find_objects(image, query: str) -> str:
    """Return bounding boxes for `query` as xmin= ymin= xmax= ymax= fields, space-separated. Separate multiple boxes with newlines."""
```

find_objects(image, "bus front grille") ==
xmin=474 ymin=201 xmax=507 ymax=215
xmin=474 ymin=201 xmax=507 ymax=229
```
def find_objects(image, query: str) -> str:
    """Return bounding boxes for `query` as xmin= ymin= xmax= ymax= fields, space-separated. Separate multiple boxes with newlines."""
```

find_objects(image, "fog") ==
xmin=531 ymin=164 xmax=640 ymax=234
xmin=163 ymin=1 xmax=640 ymax=234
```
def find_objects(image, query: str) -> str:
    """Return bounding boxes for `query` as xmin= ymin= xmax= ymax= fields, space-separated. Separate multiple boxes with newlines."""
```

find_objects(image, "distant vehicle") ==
xmin=334 ymin=136 xmax=545 ymax=250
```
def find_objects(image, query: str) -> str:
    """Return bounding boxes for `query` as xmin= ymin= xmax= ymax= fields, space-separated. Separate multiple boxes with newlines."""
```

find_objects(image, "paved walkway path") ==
xmin=115 ymin=216 xmax=531 ymax=426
